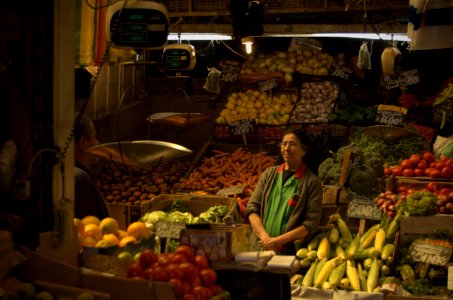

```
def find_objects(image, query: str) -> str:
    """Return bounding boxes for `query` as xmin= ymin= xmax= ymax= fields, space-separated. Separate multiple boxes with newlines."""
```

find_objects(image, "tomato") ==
xmin=403 ymin=169 xmax=414 ymax=177
xmin=392 ymin=167 xmax=403 ymax=176
xmin=166 ymin=263 xmax=184 ymax=280
xmin=423 ymin=151 xmax=435 ymax=162
xmin=158 ymin=253 xmax=172 ymax=267
xmin=182 ymin=294 xmax=197 ymax=300
xmin=169 ymin=278 xmax=184 ymax=297
xmin=171 ymin=253 xmax=189 ymax=265
xmin=127 ymin=262 xmax=143 ymax=278
xmin=174 ymin=245 xmax=195 ymax=262
xmin=413 ymin=168 xmax=424 ymax=177
xmin=435 ymin=161 xmax=446 ymax=171
xmin=430 ymin=169 xmax=441 ymax=178
xmin=187 ymin=275 xmax=202 ymax=288
xmin=427 ymin=181 xmax=438 ymax=192
xmin=417 ymin=160 xmax=428 ymax=170
xmin=424 ymin=168 xmax=434 ymax=177
xmin=446 ymin=158 xmax=453 ymax=168
xmin=139 ymin=249 xmax=158 ymax=269
xmin=151 ymin=265 xmax=170 ymax=282
xmin=439 ymin=188 xmax=451 ymax=195
xmin=141 ymin=267 xmax=154 ymax=280
xmin=199 ymin=268 xmax=217 ymax=286
xmin=181 ymin=281 xmax=192 ymax=295
xmin=407 ymin=189 xmax=415 ymax=195
xmin=194 ymin=255 xmax=209 ymax=270
xmin=180 ymin=262 xmax=199 ymax=281
xmin=441 ymin=166 xmax=453 ymax=178
xmin=409 ymin=154 xmax=421 ymax=167
xmin=192 ymin=286 xmax=213 ymax=300
xmin=400 ymin=159 xmax=412 ymax=170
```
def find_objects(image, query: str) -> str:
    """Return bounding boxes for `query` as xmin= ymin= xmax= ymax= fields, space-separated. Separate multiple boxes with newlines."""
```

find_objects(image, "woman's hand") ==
xmin=260 ymin=236 xmax=285 ymax=252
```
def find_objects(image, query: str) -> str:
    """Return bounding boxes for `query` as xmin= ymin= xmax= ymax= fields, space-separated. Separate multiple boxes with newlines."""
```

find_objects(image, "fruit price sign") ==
xmin=155 ymin=220 xmax=186 ymax=239
xmin=347 ymin=196 xmax=382 ymax=220
xmin=258 ymin=77 xmax=279 ymax=91
xmin=329 ymin=63 xmax=353 ymax=81
xmin=218 ymin=59 xmax=242 ymax=83
xmin=375 ymin=104 xmax=407 ymax=126
xmin=409 ymin=239 xmax=452 ymax=266
xmin=228 ymin=114 xmax=256 ymax=136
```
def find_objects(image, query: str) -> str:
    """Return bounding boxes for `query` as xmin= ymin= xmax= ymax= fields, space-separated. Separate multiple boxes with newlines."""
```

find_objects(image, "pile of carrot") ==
xmin=177 ymin=147 xmax=276 ymax=195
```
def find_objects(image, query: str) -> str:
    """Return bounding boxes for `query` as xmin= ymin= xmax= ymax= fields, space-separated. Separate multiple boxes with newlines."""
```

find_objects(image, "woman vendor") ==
xmin=246 ymin=128 xmax=323 ymax=255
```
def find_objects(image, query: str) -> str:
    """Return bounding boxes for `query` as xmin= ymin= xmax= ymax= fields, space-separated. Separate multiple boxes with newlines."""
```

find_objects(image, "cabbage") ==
xmin=166 ymin=211 xmax=194 ymax=224
xmin=145 ymin=211 xmax=168 ymax=224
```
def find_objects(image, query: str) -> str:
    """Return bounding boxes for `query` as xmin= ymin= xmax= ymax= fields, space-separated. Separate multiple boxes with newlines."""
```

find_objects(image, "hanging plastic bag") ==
xmin=357 ymin=41 xmax=371 ymax=70
xmin=203 ymin=67 xmax=221 ymax=93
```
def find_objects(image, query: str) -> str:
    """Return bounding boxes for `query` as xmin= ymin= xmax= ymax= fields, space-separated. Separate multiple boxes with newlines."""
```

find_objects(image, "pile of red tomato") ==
xmin=384 ymin=152 xmax=453 ymax=179
xmin=127 ymin=245 xmax=225 ymax=300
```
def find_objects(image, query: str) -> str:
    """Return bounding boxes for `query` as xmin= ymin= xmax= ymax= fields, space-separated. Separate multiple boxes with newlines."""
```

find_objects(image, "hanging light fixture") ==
xmin=241 ymin=36 xmax=255 ymax=54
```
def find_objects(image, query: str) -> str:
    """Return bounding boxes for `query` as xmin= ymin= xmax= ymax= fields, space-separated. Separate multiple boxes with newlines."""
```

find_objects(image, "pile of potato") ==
xmin=96 ymin=160 xmax=191 ymax=205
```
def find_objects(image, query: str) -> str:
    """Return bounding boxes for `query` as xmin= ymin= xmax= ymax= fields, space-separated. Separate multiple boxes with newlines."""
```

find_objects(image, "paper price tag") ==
xmin=155 ymin=220 xmax=185 ymax=239
xmin=409 ymin=239 xmax=452 ymax=266
xmin=229 ymin=118 xmax=256 ymax=136
xmin=347 ymin=196 xmax=382 ymax=220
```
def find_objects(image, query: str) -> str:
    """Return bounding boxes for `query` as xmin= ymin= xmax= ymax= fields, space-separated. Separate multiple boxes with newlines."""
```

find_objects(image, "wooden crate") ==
xmin=399 ymin=215 xmax=453 ymax=244
xmin=107 ymin=201 xmax=151 ymax=230
xmin=322 ymin=185 xmax=340 ymax=205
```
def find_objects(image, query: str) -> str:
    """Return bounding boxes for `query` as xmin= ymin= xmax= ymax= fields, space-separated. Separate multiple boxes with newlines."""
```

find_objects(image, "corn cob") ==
xmin=314 ymin=257 xmax=340 ymax=288
xmin=328 ymin=260 xmax=346 ymax=285
xmin=302 ymin=260 xmax=318 ymax=287
xmin=335 ymin=244 xmax=346 ymax=260
xmin=350 ymin=247 xmax=380 ymax=261
xmin=357 ymin=263 xmax=367 ymax=292
xmin=308 ymin=232 xmax=324 ymax=251
xmin=380 ymin=243 xmax=395 ymax=261
xmin=358 ymin=225 xmax=380 ymax=251
xmin=299 ymin=257 xmax=312 ymax=268
xmin=363 ymin=258 xmax=373 ymax=270
xmin=332 ymin=213 xmax=353 ymax=241
xmin=339 ymin=278 xmax=350 ymax=289
xmin=314 ymin=257 xmax=327 ymax=284
xmin=367 ymin=258 xmax=380 ymax=292
xmin=296 ymin=248 xmax=309 ymax=259
xmin=317 ymin=236 xmax=331 ymax=260
xmin=328 ymin=227 xmax=340 ymax=244
xmin=386 ymin=211 xmax=402 ymax=242
xmin=374 ymin=228 xmax=386 ymax=253
xmin=399 ymin=264 xmax=415 ymax=284
xmin=360 ymin=224 xmax=380 ymax=244
xmin=322 ymin=282 xmax=333 ymax=289
xmin=307 ymin=250 xmax=318 ymax=261
xmin=346 ymin=233 xmax=362 ymax=258
xmin=346 ymin=260 xmax=361 ymax=291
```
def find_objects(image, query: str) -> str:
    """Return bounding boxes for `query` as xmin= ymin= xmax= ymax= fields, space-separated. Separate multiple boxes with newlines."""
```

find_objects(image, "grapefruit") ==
xmin=95 ymin=239 xmax=116 ymax=248
xmin=99 ymin=217 xmax=119 ymax=234
xmin=81 ymin=215 xmax=101 ymax=226
xmin=82 ymin=236 xmax=97 ymax=247
xmin=117 ymin=251 xmax=134 ymax=261
xmin=127 ymin=222 xmax=150 ymax=240
xmin=119 ymin=236 xmax=137 ymax=248
xmin=84 ymin=224 xmax=102 ymax=241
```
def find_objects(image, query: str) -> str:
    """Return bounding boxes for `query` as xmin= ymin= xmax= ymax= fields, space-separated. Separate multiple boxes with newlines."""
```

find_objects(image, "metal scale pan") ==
xmin=85 ymin=140 xmax=193 ymax=167
xmin=360 ymin=125 xmax=419 ymax=141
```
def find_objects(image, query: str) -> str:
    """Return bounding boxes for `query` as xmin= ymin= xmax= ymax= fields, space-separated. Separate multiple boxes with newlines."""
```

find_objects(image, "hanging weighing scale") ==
xmin=162 ymin=43 xmax=197 ymax=71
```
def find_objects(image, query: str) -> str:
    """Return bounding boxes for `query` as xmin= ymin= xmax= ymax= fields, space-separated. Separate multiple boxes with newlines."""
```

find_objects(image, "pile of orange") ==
xmin=74 ymin=216 xmax=151 ymax=249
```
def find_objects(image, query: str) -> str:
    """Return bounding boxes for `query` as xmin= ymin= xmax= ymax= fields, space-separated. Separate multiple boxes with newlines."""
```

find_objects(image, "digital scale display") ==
xmin=164 ymin=49 xmax=190 ymax=69
xmin=108 ymin=6 xmax=169 ymax=49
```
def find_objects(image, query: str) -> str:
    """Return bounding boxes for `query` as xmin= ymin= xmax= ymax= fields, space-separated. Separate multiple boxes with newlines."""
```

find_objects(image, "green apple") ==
xmin=35 ymin=291 xmax=54 ymax=300
xmin=76 ymin=292 xmax=95 ymax=300
xmin=133 ymin=252 xmax=142 ymax=261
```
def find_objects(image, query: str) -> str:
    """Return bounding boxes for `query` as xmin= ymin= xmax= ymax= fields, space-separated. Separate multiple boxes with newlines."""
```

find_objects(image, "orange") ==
xmin=102 ymin=233 xmax=119 ymax=246
xmin=84 ymin=224 xmax=102 ymax=241
xmin=99 ymin=217 xmax=119 ymax=235
xmin=127 ymin=221 xmax=150 ymax=240
xmin=82 ymin=236 xmax=97 ymax=247
xmin=116 ymin=229 xmax=128 ymax=241
xmin=81 ymin=215 xmax=101 ymax=226
xmin=96 ymin=239 xmax=116 ymax=248
xmin=119 ymin=236 xmax=137 ymax=248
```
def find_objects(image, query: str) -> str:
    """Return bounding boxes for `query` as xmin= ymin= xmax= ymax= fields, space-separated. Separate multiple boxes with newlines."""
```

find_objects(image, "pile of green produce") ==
xmin=398 ymin=191 xmax=438 ymax=216
xmin=141 ymin=201 xmax=230 ymax=225
xmin=329 ymin=93 xmax=377 ymax=124
xmin=317 ymin=144 xmax=383 ymax=195
xmin=348 ymin=129 xmax=431 ymax=166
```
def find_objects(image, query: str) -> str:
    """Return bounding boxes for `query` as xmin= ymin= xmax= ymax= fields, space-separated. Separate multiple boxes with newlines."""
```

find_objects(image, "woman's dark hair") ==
xmin=74 ymin=116 xmax=92 ymax=143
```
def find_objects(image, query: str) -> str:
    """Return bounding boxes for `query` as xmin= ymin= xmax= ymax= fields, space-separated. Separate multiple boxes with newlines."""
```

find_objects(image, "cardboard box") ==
xmin=322 ymin=185 xmax=340 ymax=205
xmin=180 ymin=224 xmax=251 ymax=262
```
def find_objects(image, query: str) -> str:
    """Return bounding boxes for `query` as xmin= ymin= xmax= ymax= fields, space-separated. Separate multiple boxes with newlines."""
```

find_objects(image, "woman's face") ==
xmin=281 ymin=133 xmax=306 ymax=165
